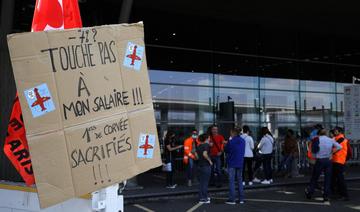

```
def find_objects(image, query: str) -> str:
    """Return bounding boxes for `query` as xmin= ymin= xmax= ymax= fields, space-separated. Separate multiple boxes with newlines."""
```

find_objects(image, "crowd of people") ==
xmin=162 ymin=124 xmax=352 ymax=204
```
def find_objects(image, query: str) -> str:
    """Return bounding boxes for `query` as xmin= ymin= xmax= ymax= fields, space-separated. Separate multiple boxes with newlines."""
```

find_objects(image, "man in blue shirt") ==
xmin=224 ymin=127 xmax=246 ymax=205
xmin=305 ymin=128 xmax=342 ymax=202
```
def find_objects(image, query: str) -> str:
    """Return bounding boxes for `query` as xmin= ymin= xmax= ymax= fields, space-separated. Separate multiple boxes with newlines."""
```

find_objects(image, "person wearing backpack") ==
xmin=305 ymin=128 xmax=342 ymax=202
xmin=331 ymin=127 xmax=351 ymax=201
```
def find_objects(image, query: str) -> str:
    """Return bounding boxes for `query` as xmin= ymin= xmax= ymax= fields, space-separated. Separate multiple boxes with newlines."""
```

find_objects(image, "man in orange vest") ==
xmin=331 ymin=127 xmax=349 ymax=201
xmin=183 ymin=129 xmax=199 ymax=187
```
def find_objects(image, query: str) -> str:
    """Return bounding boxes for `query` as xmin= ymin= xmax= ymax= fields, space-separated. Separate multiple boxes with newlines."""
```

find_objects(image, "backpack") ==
xmin=311 ymin=137 xmax=320 ymax=154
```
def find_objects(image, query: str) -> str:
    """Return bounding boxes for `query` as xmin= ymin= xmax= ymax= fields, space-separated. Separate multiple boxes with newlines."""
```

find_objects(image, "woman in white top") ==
xmin=241 ymin=125 xmax=254 ymax=186
xmin=253 ymin=127 xmax=274 ymax=185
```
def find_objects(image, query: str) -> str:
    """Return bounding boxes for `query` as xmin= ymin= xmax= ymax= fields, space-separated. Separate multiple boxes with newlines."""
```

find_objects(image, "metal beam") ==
xmin=118 ymin=0 xmax=134 ymax=24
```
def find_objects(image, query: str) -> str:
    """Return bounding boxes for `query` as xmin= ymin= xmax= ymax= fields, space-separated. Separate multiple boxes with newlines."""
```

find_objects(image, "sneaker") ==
xmin=207 ymin=197 xmax=211 ymax=202
xmin=269 ymin=179 xmax=273 ymax=183
xmin=225 ymin=200 xmax=236 ymax=205
xmin=253 ymin=178 xmax=261 ymax=183
xmin=199 ymin=199 xmax=210 ymax=204
xmin=261 ymin=180 xmax=271 ymax=185
xmin=248 ymin=181 xmax=253 ymax=186
xmin=239 ymin=201 xmax=245 ymax=204
xmin=242 ymin=182 xmax=246 ymax=186
xmin=166 ymin=184 xmax=177 ymax=189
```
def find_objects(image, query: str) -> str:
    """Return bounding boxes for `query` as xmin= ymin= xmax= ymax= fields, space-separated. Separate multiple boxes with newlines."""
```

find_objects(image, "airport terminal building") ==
xmin=1 ymin=0 xmax=360 ymax=181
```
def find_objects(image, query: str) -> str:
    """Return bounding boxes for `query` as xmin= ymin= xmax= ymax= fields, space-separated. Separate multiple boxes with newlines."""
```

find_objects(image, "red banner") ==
xmin=4 ymin=0 xmax=82 ymax=186
xmin=4 ymin=95 xmax=35 ymax=186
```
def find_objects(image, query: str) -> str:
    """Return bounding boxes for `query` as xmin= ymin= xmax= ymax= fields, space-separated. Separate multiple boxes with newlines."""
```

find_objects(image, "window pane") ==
xmin=300 ymin=80 xmax=335 ymax=92
xmin=260 ymin=77 xmax=299 ymax=90
xmin=216 ymin=74 xmax=258 ymax=89
xmin=337 ymin=94 xmax=344 ymax=123
xmin=260 ymin=90 xmax=299 ymax=123
xmin=336 ymin=82 xmax=352 ymax=93
xmin=149 ymin=69 xmax=213 ymax=86
xmin=301 ymin=92 xmax=336 ymax=123
xmin=217 ymin=88 xmax=259 ymax=122
xmin=151 ymin=84 xmax=214 ymax=123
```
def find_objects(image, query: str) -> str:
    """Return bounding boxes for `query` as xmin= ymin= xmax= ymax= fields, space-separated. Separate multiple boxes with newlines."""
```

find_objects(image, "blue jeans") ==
xmin=198 ymin=165 xmax=211 ymax=200
xmin=211 ymin=156 xmax=222 ymax=186
xmin=228 ymin=167 xmax=244 ymax=202
xmin=307 ymin=158 xmax=332 ymax=198
xmin=186 ymin=158 xmax=194 ymax=181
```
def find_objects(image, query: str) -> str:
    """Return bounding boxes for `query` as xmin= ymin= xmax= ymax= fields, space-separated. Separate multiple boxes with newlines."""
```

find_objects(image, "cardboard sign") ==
xmin=7 ymin=22 xmax=161 ymax=208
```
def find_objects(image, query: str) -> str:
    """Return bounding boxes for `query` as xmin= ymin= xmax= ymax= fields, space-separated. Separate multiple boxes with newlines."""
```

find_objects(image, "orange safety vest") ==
xmin=332 ymin=134 xmax=348 ymax=165
xmin=307 ymin=140 xmax=316 ymax=161
xmin=183 ymin=137 xmax=199 ymax=164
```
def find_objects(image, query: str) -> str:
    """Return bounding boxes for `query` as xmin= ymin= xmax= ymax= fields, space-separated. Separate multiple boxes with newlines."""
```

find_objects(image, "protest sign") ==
xmin=7 ymin=22 xmax=161 ymax=208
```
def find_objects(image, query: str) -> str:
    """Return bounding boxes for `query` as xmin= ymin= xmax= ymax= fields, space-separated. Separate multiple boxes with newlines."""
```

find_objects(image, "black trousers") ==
xmin=242 ymin=157 xmax=254 ymax=182
xmin=307 ymin=158 xmax=332 ymax=198
xmin=331 ymin=162 xmax=349 ymax=198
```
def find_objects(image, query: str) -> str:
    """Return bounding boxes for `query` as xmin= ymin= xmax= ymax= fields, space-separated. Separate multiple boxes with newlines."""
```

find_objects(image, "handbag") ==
xmin=162 ymin=162 xmax=172 ymax=172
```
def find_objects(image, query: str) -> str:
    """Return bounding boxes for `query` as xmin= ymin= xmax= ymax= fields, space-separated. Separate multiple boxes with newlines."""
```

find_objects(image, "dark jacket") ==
xmin=224 ymin=135 xmax=246 ymax=168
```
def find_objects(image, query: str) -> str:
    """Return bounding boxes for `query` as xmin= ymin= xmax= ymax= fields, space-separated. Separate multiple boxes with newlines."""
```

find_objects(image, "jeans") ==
xmin=228 ymin=167 xmax=245 ymax=202
xmin=262 ymin=154 xmax=273 ymax=180
xmin=198 ymin=165 xmax=211 ymax=200
xmin=166 ymin=161 xmax=174 ymax=186
xmin=331 ymin=162 xmax=349 ymax=198
xmin=186 ymin=158 xmax=194 ymax=181
xmin=242 ymin=157 xmax=253 ymax=182
xmin=307 ymin=158 xmax=332 ymax=198
xmin=211 ymin=156 xmax=222 ymax=186
xmin=278 ymin=154 xmax=294 ymax=174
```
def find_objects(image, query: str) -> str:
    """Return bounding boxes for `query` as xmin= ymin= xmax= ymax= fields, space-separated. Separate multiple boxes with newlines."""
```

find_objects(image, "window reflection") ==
xmin=300 ymin=80 xmax=336 ymax=92
xmin=260 ymin=77 xmax=299 ymax=90
xmin=217 ymin=88 xmax=259 ymax=122
xmin=260 ymin=90 xmax=299 ymax=123
xmin=301 ymin=92 xmax=336 ymax=123
xmin=216 ymin=74 xmax=258 ymax=89
xmin=149 ymin=69 xmax=213 ymax=86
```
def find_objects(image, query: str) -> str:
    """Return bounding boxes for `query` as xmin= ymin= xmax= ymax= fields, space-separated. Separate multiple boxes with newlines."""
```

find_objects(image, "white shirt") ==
xmin=258 ymin=134 xmax=274 ymax=154
xmin=241 ymin=133 xmax=254 ymax=158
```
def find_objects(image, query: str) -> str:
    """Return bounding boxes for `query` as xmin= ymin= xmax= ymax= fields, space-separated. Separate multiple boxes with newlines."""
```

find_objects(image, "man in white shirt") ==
xmin=305 ymin=128 xmax=342 ymax=202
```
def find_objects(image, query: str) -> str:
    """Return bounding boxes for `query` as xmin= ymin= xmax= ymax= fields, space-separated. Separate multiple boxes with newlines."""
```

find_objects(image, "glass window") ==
xmin=217 ymin=88 xmax=259 ymax=122
xmin=216 ymin=74 xmax=258 ymax=89
xmin=151 ymin=84 xmax=214 ymax=123
xmin=300 ymin=80 xmax=336 ymax=93
xmin=260 ymin=90 xmax=299 ymax=123
xmin=260 ymin=77 xmax=299 ymax=91
xmin=336 ymin=82 xmax=352 ymax=93
xmin=149 ymin=69 xmax=213 ymax=86
xmin=301 ymin=92 xmax=336 ymax=123
xmin=337 ymin=94 xmax=344 ymax=123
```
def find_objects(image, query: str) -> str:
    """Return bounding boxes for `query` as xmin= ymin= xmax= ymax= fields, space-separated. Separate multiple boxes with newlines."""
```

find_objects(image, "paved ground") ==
xmin=124 ymin=180 xmax=360 ymax=212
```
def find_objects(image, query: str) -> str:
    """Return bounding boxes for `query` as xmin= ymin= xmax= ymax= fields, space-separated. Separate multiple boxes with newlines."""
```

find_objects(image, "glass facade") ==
xmin=151 ymin=69 xmax=347 ymax=142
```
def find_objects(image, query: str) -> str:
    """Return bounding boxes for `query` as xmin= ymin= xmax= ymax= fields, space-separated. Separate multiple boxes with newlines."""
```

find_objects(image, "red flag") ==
xmin=5 ymin=0 xmax=82 ymax=186
xmin=4 ymin=95 xmax=35 ymax=186
xmin=32 ymin=0 xmax=82 ymax=31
